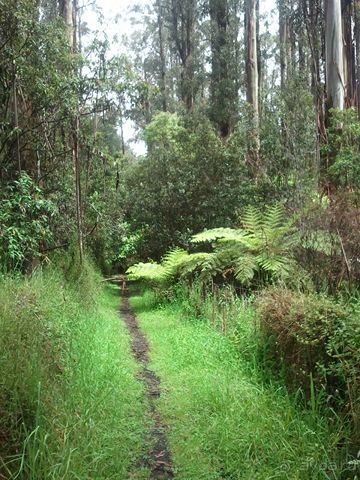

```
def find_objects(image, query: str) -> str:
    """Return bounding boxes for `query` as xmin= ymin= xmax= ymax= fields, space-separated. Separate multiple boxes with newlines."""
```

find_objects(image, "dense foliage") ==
xmin=1 ymin=0 xmax=360 ymax=476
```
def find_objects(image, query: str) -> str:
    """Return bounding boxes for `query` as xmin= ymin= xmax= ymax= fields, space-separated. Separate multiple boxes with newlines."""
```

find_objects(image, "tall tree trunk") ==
xmin=245 ymin=0 xmax=260 ymax=164
xmin=209 ymin=0 xmax=234 ymax=137
xmin=157 ymin=0 xmax=168 ymax=112
xmin=13 ymin=61 xmax=21 ymax=172
xmin=279 ymin=0 xmax=294 ymax=89
xmin=73 ymin=113 xmax=83 ymax=262
xmin=60 ymin=0 xmax=83 ymax=262
xmin=72 ymin=0 xmax=83 ymax=262
xmin=342 ymin=0 xmax=356 ymax=107
xmin=59 ymin=0 xmax=74 ymax=48
xmin=279 ymin=1 xmax=289 ymax=90
xmin=170 ymin=0 xmax=196 ymax=111
xmin=303 ymin=0 xmax=326 ymax=162
xmin=256 ymin=0 xmax=261 ymax=109
xmin=325 ymin=0 xmax=345 ymax=110
xmin=355 ymin=0 xmax=360 ymax=116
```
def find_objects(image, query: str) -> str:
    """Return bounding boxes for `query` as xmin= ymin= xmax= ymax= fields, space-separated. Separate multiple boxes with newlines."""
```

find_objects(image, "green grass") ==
xmin=131 ymin=292 xmax=353 ymax=480
xmin=0 ymin=266 xmax=148 ymax=479
xmin=1 ymin=269 xmax=356 ymax=479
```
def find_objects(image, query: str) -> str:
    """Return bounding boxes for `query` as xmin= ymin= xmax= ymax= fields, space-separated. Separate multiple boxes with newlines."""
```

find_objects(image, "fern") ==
xmin=234 ymin=254 xmax=258 ymax=284
xmin=301 ymin=231 xmax=338 ymax=256
xmin=178 ymin=252 xmax=217 ymax=279
xmin=191 ymin=203 xmax=298 ymax=286
xmin=191 ymin=227 xmax=241 ymax=243
xmin=241 ymin=205 xmax=263 ymax=234
xmin=126 ymin=262 xmax=165 ymax=282
xmin=127 ymin=250 xmax=216 ymax=285
xmin=263 ymin=203 xmax=287 ymax=230
xmin=256 ymin=252 xmax=294 ymax=277
xmin=128 ymin=204 xmax=299 ymax=289
xmin=162 ymin=248 xmax=190 ymax=278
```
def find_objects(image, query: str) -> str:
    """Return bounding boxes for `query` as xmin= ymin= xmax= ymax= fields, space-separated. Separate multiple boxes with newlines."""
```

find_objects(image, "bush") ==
xmin=297 ymin=194 xmax=360 ymax=292
xmin=0 ymin=173 xmax=57 ymax=272
xmin=124 ymin=112 xmax=248 ymax=259
xmin=256 ymin=288 xmax=360 ymax=440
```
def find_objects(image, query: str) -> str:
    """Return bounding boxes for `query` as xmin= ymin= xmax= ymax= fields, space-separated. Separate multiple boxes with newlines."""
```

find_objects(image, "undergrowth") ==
xmin=131 ymin=288 xmax=357 ymax=479
xmin=0 ymin=260 xmax=146 ymax=479
xmin=257 ymin=288 xmax=360 ymax=452
xmin=134 ymin=283 xmax=359 ymax=480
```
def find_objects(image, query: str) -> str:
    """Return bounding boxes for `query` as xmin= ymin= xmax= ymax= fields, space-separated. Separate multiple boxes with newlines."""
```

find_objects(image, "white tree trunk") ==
xmin=60 ymin=0 xmax=74 ymax=50
xmin=325 ymin=0 xmax=345 ymax=110
xmin=246 ymin=0 xmax=259 ymax=119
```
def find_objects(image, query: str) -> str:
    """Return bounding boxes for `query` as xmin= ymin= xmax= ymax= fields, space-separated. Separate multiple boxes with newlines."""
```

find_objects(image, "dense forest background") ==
xmin=1 ymin=0 xmax=360 ymax=478
xmin=1 ymin=0 xmax=359 ymax=273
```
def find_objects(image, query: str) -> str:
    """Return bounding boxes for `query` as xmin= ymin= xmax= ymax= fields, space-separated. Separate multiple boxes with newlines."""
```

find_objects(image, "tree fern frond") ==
xmin=178 ymin=252 xmax=218 ymax=279
xmin=234 ymin=255 xmax=258 ymax=284
xmin=263 ymin=204 xmax=286 ymax=230
xmin=191 ymin=227 xmax=239 ymax=243
xmin=162 ymin=248 xmax=189 ymax=278
xmin=241 ymin=205 xmax=263 ymax=233
xmin=126 ymin=262 xmax=166 ymax=282
xmin=256 ymin=252 xmax=294 ymax=277
xmin=218 ymin=234 xmax=261 ymax=251
xmin=301 ymin=231 xmax=338 ymax=255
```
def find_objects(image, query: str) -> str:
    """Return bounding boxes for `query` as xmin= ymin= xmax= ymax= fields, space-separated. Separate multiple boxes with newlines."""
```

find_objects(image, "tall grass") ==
xmin=0 ymin=261 xmax=147 ymax=479
xmin=131 ymin=286 xmax=357 ymax=479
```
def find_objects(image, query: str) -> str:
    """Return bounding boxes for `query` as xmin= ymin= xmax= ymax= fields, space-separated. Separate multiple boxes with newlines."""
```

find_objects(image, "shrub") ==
xmin=0 ymin=173 xmax=57 ymax=272
xmin=297 ymin=194 xmax=360 ymax=292
xmin=256 ymin=288 xmax=360 ymax=439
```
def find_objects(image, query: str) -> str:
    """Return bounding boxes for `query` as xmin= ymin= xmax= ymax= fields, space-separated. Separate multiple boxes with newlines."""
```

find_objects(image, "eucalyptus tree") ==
xmin=58 ymin=0 xmax=84 ymax=261
xmin=278 ymin=0 xmax=292 ymax=90
xmin=325 ymin=0 xmax=345 ymax=111
xmin=168 ymin=0 xmax=197 ymax=111
xmin=156 ymin=0 xmax=168 ymax=111
xmin=58 ymin=0 xmax=74 ymax=47
xmin=245 ymin=0 xmax=260 ymax=164
xmin=342 ymin=0 xmax=356 ymax=107
xmin=356 ymin=0 xmax=360 ymax=117
xmin=208 ymin=0 xmax=238 ymax=137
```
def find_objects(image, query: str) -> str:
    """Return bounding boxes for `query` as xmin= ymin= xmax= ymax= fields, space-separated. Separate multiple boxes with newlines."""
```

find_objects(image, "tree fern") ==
xmin=263 ymin=203 xmax=287 ymax=230
xmin=127 ymin=250 xmax=216 ymax=285
xmin=178 ymin=252 xmax=218 ymax=279
xmin=191 ymin=203 xmax=298 ymax=286
xmin=126 ymin=262 xmax=165 ymax=282
xmin=162 ymin=248 xmax=190 ymax=278
xmin=241 ymin=205 xmax=263 ymax=234
xmin=234 ymin=254 xmax=258 ymax=284
xmin=191 ymin=227 xmax=241 ymax=243
xmin=127 ymin=204 xmax=299 ymax=289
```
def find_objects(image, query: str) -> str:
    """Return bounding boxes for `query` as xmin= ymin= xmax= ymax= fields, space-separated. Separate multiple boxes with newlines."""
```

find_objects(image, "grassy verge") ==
xmin=0 ymin=266 xmax=147 ymax=479
xmin=131 ymin=290 xmax=353 ymax=480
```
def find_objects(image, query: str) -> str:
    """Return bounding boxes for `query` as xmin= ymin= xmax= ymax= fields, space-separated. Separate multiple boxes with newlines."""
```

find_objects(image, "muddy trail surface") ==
xmin=120 ymin=287 xmax=174 ymax=479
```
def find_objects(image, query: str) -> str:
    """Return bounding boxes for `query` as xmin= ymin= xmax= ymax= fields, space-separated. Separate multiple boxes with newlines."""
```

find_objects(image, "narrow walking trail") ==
xmin=120 ymin=287 xmax=174 ymax=479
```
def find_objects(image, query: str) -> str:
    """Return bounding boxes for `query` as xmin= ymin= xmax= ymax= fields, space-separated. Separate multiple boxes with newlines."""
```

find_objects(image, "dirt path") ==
xmin=120 ymin=288 xmax=174 ymax=479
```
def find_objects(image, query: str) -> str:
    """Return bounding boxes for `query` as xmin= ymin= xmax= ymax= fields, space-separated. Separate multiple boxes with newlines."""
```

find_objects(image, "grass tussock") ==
xmin=0 ymin=262 xmax=147 ymax=479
